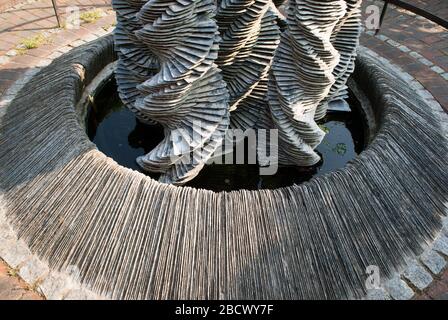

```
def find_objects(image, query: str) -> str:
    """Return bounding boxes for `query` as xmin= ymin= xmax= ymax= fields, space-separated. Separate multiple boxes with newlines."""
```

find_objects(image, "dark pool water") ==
xmin=87 ymin=77 xmax=364 ymax=191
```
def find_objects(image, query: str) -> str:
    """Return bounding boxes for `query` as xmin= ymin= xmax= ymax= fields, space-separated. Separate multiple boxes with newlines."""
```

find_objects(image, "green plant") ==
xmin=7 ymin=266 xmax=19 ymax=277
xmin=102 ymin=21 xmax=116 ymax=31
xmin=19 ymin=33 xmax=50 ymax=50
xmin=79 ymin=9 xmax=103 ymax=24
xmin=332 ymin=143 xmax=347 ymax=156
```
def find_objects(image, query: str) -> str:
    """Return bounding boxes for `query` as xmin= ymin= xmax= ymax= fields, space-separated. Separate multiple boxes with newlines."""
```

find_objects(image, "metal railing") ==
xmin=51 ymin=0 xmax=61 ymax=28
xmin=377 ymin=0 xmax=447 ymax=32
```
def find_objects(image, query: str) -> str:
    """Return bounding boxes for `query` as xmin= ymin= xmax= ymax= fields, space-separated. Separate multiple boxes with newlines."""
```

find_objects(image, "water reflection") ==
xmin=87 ymin=78 xmax=364 ymax=191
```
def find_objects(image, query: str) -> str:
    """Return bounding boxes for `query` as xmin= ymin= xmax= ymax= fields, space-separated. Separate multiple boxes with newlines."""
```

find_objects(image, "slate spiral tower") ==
xmin=113 ymin=0 xmax=362 ymax=182
xmin=214 ymin=0 xmax=280 ymax=153
xmin=113 ymin=0 xmax=230 ymax=184
xmin=267 ymin=0 xmax=362 ymax=166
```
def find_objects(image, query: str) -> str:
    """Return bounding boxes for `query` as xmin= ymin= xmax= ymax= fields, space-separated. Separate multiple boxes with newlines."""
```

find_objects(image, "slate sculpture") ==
xmin=113 ymin=0 xmax=362 ymax=184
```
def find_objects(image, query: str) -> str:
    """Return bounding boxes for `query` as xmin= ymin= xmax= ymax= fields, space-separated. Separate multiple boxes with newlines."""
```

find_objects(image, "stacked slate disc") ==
xmin=112 ymin=0 xmax=159 ymax=124
xmin=315 ymin=0 xmax=362 ymax=118
xmin=114 ymin=0 xmax=230 ymax=185
xmin=266 ymin=0 xmax=362 ymax=166
xmin=214 ymin=0 xmax=280 ymax=155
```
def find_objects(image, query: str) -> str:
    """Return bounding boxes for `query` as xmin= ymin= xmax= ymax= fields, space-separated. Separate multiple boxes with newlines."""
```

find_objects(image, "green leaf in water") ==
xmin=333 ymin=143 xmax=347 ymax=155
xmin=319 ymin=124 xmax=330 ymax=134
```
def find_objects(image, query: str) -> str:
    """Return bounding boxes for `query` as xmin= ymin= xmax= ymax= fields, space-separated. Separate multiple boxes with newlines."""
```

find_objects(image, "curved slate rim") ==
xmin=0 ymin=35 xmax=447 ymax=299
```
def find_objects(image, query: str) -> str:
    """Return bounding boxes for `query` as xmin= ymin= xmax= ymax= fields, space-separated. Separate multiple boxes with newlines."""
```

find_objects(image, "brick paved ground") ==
xmin=0 ymin=0 xmax=113 ymax=55
xmin=0 ymin=0 xmax=446 ymax=299
xmin=414 ymin=267 xmax=448 ymax=300
xmin=361 ymin=0 xmax=448 ymax=113
xmin=400 ymin=0 xmax=448 ymax=20
xmin=0 ymin=259 xmax=43 ymax=300
xmin=0 ymin=0 xmax=115 ymax=96
xmin=0 ymin=0 xmax=23 ymax=12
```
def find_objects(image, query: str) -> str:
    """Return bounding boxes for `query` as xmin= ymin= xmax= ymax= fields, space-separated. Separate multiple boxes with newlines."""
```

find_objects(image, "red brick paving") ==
xmin=414 ymin=267 xmax=448 ymax=300
xmin=400 ymin=0 xmax=448 ymax=21
xmin=0 ymin=1 xmax=116 ymax=299
xmin=0 ymin=259 xmax=43 ymax=300
xmin=361 ymin=0 xmax=448 ymax=113
xmin=0 ymin=0 xmax=115 ymax=96
xmin=0 ymin=0 xmax=112 ymax=54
